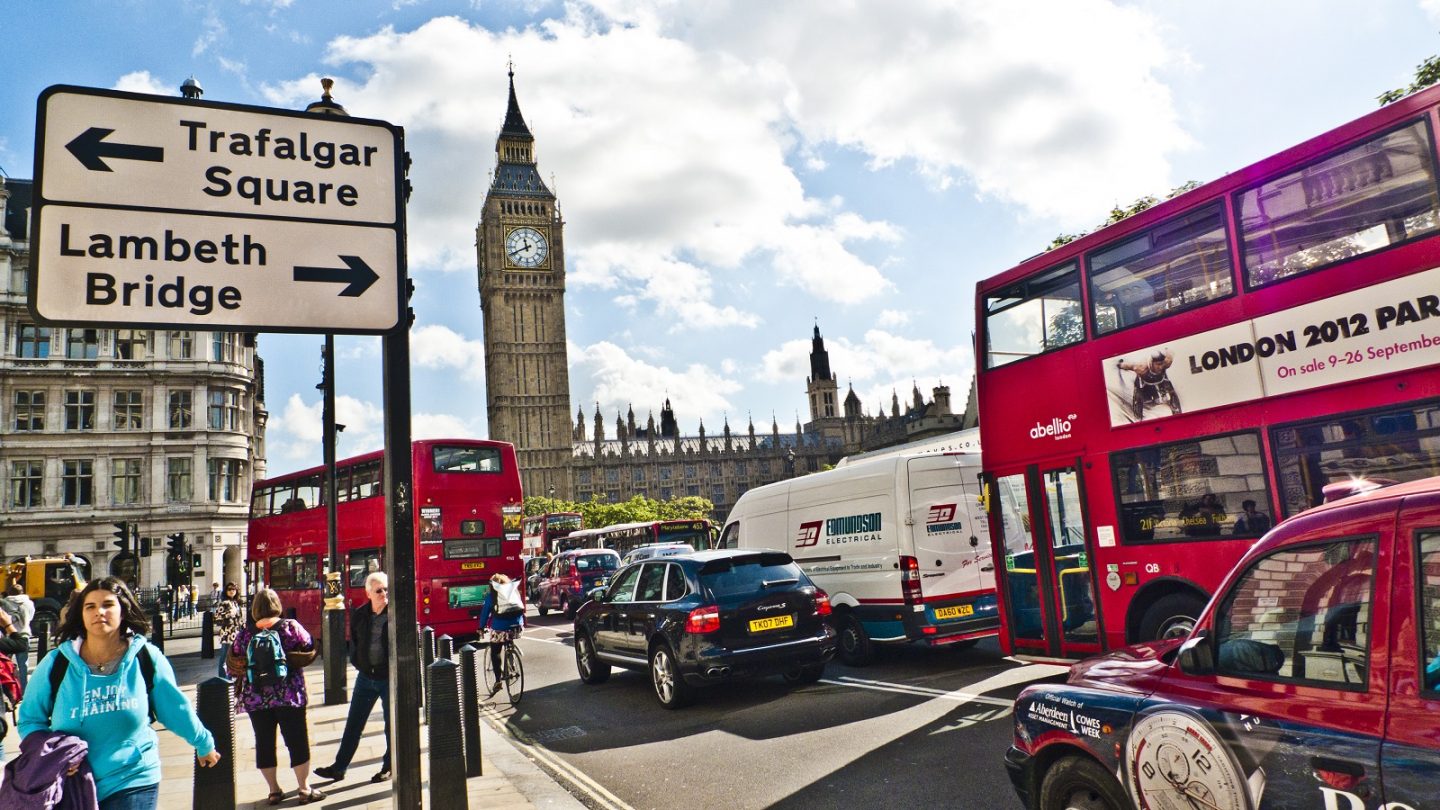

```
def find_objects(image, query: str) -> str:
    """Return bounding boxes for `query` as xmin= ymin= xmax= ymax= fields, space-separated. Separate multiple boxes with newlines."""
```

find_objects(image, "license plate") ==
xmin=748 ymin=614 xmax=794 ymax=633
xmin=934 ymin=604 xmax=975 ymax=620
xmin=460 ymin=561 xmax=487 ymax=571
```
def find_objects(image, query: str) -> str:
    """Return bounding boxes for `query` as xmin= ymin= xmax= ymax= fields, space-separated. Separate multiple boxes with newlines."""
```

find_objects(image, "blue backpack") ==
xmin=246 ymin=626 xmax=288 ymax=687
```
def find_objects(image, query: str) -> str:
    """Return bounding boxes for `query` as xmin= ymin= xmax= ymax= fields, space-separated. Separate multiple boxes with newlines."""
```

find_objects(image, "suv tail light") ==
xmin=814 ymin=589 xmax=832 ymax=617
xmin=899 ymin=556 xmax=922 ymax=606
xmin=685 ymin=605 xmax=721 ymax=634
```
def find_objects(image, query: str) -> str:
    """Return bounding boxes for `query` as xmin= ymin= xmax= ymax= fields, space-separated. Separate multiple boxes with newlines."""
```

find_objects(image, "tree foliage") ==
xmin=1046 ymin=181 xmax=1202 ymax=251
xmin=1379 ymin=54 xmax=1440 ymax=105
xmin=522 ymin=494 xmax=716 ymax=529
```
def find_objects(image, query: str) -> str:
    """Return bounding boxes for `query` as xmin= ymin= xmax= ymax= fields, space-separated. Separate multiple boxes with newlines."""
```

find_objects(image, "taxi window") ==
xmin=1418 ymin=533 xmax=1440 ymax=693
xmin=1214 ymin=538 xmax=1375 ymax=689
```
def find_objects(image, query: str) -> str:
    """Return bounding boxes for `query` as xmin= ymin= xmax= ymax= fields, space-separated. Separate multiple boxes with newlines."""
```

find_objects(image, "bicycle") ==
xmin=480 ymin=630 xmax=525 ymax=704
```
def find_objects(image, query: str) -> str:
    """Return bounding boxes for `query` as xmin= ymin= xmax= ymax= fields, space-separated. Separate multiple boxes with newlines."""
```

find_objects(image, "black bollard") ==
xmin=35 ymin=617 xmax=50 ymax=663
xmin=437 ymin=634 xmax=454 ymax=662
xmin=426 ymin=658 xmax=468 ymax=809
xmin=421 ymin=626 xmax=436 ymax=725
xmin=193 ymin=676 xmax=237 ymax=810
xmin=415 ymin=625 xmax=425 ymax=710
xmin=200 ymin=610 xmax=215 ymax=659
xmin=458 ymin=644 xmax=482 ymax=777
xmin=150 ymin=607 xmax=165 ymax=653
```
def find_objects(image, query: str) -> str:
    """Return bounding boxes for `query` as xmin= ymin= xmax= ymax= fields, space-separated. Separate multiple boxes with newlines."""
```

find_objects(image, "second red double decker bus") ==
xmin=247 ymin=438 xmax=524 ymax=639
xmin=977 ymin=82 xmax=1440 ymax=660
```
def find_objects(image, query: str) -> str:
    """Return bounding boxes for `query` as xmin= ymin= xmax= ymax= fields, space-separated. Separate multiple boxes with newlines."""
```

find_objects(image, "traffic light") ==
xmin=166 ymin=532 xmax=186 ymax=557
xmin=112 ymin=522 xmax=130 ymax=553
xmin=139 ymin=536 xmax=152 ymax=557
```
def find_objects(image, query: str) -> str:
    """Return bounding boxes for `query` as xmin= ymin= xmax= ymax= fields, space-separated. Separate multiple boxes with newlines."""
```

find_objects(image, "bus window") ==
xmin=334 ymin=466 xmax=352 ymax=504
xmin=1111 ymin=431 xmax=1271 ymax=544
xmin=1239 ymin=119 xmax=1440 ymax=287
xmin=351 ymin=460 xmax=381 ymax=500
xmin=1088 ymin=201 xmax=1232 ymax=335
xmin=270 ymin=554 xmax=321 ymax=590
xmin=983 ymin=261 xmax=1082 ymax=368
xmin=1419 ymin=533 xmax=1440 ymax=693
xmin=347 ymin=548 xmax=384 ymax=587
xmin=433 ymin=444 xmax=502 ymax=473
xmin=250 ymin=486 xmax=274 ymax=519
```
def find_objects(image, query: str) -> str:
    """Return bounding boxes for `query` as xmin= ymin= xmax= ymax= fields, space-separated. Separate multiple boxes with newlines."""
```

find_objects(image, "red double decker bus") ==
xmin=520 ymin=512 xmax=583 ymax=555
xmin=246 ymin=439 xmax=524 ymax=639
xmin=976 ymin=84 xmax=1440 ymax=660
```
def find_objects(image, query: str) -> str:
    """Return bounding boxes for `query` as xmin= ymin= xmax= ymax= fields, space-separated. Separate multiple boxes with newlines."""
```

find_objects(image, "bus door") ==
xmin=988 ymin=461 xmax=1099 ymax=658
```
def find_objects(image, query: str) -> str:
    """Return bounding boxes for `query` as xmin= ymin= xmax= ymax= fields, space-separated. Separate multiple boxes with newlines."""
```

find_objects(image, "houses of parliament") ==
xmin=477 ymin=71 xmax=973 ymax=519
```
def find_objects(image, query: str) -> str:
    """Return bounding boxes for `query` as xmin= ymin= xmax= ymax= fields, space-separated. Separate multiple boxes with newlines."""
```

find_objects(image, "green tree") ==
xmin=1047 ymin=181 xmax=1201 ymax=252
xmin=522 ymin=493 xmax=715 ymax=528
xmin=1380 ymin=54 xmax=1440 ymax=105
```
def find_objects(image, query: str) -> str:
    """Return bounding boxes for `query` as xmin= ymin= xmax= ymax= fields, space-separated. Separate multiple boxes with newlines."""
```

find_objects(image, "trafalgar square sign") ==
xmin=30 ymin=85 xmax=405 ymax=334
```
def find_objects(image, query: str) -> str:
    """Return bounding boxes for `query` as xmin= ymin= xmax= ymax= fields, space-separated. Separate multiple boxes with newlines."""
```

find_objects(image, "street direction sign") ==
xmin=31 ymin=85 xmax=405 ymax=333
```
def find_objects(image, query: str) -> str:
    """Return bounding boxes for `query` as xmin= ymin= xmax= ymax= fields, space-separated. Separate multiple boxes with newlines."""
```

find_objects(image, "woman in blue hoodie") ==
xmin=18 ymin=577 xmax=220 ymax=810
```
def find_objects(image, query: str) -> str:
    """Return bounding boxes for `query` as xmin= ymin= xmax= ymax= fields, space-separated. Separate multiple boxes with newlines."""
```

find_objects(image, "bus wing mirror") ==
xmin=1177 ymin=630 xmax=1215 ymax=675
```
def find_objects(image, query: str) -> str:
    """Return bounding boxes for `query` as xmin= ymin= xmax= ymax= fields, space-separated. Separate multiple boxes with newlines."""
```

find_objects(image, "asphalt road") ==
xmin=481 ymin=611 xmax=1067 ymax=810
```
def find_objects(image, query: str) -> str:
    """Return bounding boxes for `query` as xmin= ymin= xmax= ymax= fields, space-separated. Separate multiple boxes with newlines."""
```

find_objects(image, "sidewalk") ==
xmin=153 ymin=648 xmax=586 ymax=809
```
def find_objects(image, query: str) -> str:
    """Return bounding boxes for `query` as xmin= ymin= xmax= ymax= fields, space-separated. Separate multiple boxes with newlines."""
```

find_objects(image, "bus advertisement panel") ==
xmin=976 ymin=83 xmax=1440 ymax=660
xmin=247 ymin=439 xmax=524 ymax=640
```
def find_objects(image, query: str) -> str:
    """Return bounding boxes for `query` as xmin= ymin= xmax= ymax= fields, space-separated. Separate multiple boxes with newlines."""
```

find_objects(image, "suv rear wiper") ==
xmin=761 ymin=577 xmax=799 ymax=588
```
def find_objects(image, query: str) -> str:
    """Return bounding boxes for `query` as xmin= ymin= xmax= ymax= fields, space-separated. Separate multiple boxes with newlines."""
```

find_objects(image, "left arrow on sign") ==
xmin=293 ymin=255 xmax=380 ymax=297
xmin=65 ymin=127 xmax=165 ymax=172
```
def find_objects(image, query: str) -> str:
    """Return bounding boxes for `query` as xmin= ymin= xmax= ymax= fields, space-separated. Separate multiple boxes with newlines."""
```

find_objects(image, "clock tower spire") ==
xmin=477 ymin=66 xmax=573 ymax=499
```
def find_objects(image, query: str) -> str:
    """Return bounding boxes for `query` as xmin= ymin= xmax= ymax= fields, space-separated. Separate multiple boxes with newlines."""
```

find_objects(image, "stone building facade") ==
xmin=0 ymin=175 xmax=266 ymax=589
xmin=476 ymin=69 xmax=574 ymax=500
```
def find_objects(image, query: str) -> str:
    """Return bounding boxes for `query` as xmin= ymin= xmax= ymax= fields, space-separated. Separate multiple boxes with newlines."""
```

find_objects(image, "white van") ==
xmin=719 ymin=452 xmax=998 ymax=666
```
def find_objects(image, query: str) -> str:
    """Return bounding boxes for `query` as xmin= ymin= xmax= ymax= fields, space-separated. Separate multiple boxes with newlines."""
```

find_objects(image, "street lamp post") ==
xmin=784 ymin=447 xmax=796 ymax=478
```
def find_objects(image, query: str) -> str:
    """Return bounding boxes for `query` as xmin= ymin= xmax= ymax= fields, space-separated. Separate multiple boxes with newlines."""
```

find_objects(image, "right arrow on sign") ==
xmin=293 ymin=255 xmax=380 ymax=297
xmin=66 ymin=127 xmax=165 ymax=172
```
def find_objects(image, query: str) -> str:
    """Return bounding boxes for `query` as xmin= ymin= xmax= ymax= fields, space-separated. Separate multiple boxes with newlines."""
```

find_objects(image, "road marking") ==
xmin=822 ymin=662 xmax=1068 ymax=707
xmin=480 ymin=704 xmax=635 ymax=810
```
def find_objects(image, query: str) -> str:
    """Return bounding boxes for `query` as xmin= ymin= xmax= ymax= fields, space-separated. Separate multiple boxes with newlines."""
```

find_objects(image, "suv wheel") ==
xmin=836 ymin=613 xmax=875 ymax=667
xmin=1038 ymin=755 xmax=1128 ymax=810
xmin=649 ymin=643 xmax=695 ymax=709
xmin=782 ymin=663 xmax=825 ymax=685
xmin=575 ymin=631 xmax=611 ymax=684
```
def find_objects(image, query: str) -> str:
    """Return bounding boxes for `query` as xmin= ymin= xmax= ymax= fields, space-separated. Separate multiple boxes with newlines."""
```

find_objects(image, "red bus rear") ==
xmin=521 ymin=512 xmax=583 ymax=555
xmin=247 ymin=439 xmax=524 ymax=639
xmin=976 ymin=83 xmax=1440 ymax=660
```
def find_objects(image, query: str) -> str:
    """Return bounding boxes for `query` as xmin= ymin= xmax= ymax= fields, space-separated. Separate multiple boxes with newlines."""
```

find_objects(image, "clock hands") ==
xmin=1152 ymin=773 xmax=1224 ymax=810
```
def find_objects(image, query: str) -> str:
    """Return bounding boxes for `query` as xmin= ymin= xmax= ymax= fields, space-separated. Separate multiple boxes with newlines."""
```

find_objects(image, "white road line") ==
xmin=481 ymin=704 xmax=635 ymax=810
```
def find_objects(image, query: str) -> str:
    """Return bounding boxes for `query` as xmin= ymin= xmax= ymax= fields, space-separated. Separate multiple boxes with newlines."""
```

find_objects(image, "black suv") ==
xmin=573 ymin=549 xmax=837 ymax=708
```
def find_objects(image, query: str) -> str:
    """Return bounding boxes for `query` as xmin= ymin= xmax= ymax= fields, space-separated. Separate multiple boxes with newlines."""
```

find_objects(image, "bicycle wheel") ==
xmin=502 ymin=643 xmax=525 ymax=704
xmin=480 ymin=643 xmax=499 ymax=696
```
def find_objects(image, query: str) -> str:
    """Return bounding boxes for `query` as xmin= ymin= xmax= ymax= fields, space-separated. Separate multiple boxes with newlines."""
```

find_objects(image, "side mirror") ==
xmin=587 ymin=587 xmax=608 ymax=602
xmin=1177 ymin=629 xmax=1215 ymax=675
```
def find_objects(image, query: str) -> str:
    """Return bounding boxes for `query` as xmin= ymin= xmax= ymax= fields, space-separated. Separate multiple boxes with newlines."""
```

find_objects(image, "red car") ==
xmin=1007 ymin=476 xmax=1440 ymax=810
xmin=535 ymin=549 xmax=621 ymax=619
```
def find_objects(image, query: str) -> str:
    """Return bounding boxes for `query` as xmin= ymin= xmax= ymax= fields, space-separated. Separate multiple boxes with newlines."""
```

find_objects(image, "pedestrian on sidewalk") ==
xmin=478 ymin=572 xmax=525 ymax=697
xmin=17 ymin=576 xmax=220 ymax=810
xmin=313 ymin=571 xmax=391 ymax=785
xmin=0 ymin=607 xmax=31 ymax=759
xmin=207 ymin=582 xmax=222 ymax=611
xmin=0 ymin=581 xmax=34 ymax=694
xmin=227 ymin=588 xmax=323 ymax=805
xmin=212 ymin=581 xmax=245 ymax=678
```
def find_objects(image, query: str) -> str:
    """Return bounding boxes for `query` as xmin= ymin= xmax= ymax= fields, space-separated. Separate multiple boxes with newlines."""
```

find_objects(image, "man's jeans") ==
xmin=331 ymin=671 xmax=390 ymax=773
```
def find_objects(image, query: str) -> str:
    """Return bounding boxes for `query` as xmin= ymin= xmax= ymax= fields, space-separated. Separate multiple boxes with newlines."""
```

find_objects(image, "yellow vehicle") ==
xmin=2 ymin=554 xmax=89 ymax=634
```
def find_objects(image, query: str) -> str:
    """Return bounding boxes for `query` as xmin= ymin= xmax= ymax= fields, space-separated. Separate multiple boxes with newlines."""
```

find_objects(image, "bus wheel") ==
xmin=836 ymin=613 xmax=875 ymax=667
xmin=1038 ymin=755 xmax=1128 ymax=810
xmin=1137 ymin=592 xmax=1205 ymax=642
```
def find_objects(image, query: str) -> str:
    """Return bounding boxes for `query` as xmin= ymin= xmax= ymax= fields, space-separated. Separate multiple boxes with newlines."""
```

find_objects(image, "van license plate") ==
xmin=749 ymin=615 xmax=794 ymax=633
xmin=934 ymin=605 xmax=974 ymax=620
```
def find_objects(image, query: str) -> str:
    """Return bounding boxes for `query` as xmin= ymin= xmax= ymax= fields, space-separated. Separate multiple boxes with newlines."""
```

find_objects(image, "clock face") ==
xmin=505 ymin=226 xmax=549 ymax=268
xmin=1127 ymin=708 xmax=1251 ymax=810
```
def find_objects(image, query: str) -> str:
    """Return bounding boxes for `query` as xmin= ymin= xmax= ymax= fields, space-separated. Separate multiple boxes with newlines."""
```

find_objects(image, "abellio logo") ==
xmin=1029 ymin=414 xmax=1076 ymax=441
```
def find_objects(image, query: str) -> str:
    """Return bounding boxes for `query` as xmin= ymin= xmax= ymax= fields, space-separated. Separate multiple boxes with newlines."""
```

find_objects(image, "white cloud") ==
xmin=570 ymin=340 xmax=742 ymax=429
xmin=264 ymin=393 xmax=411 ymax=470
xmin=1423 ymin=0 xmax=1440 ymax=25
xmin=413 ymin=411 xmax=485 ymax=440
xmin=113 ymin=71 xmax=172 ymax=95
xmin=410 ymin=324 xmax=486 ymax=382
xmin=877 ymin=309 xmax=910 ymax=328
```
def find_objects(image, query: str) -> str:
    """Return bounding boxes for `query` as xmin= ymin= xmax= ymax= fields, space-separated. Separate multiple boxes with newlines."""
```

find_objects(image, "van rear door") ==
xmin=907 ymin=454 xmax=999 ymax=641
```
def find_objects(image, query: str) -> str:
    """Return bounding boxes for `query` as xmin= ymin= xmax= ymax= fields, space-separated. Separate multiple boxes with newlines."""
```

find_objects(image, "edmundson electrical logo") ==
xmin=796 ymin=521 xmax=822 ymax=548
xmin=926 ymin=503 xmax=964 ymax=535
xmin=797 ymin=514 xmax=884 ymax=547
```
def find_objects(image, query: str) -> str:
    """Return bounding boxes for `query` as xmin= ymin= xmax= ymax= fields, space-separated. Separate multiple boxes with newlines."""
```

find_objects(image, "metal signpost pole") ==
xmin=322 ymin=335 xmax=346 ymax=704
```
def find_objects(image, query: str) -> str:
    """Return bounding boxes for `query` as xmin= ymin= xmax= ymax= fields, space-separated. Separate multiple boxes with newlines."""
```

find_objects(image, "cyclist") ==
xmin=1118 ymin=349 xmax=1178 ymax=413
xmin=478 ymin=573 xmax=525 ymax=697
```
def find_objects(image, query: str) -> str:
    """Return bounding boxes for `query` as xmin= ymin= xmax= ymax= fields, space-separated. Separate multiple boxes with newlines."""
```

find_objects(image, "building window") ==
xmin=168 ymin=331 xmax=194 ymax=359
xmin=61 ymin=459 xmax=94 ymax=506
xmin=10 ymin=460 xmax=42 ymax=508
xmin=167 ymin=457 xmax=192 ymax=502
xmin=64 ymin=390 xmax=95 ymax=431
xmin=65 ymin=329 xmax=99 ymax=360
xmin=211 ymin=332 xmax=239 ymax=363
xmin=13 ymin=391 xmax=45 ymax=431
xmin=659 ymin=466 xmax=672 ymax=481
xmin=113 ymin=329 xmax=150 ymax=360
xmin=169 ymin=391 xmax=192 ymax=429
xmin=113 ymin=390 xmax=144 ymax=430
xmin=605 ymin=468 xmax=620 ymax=483
xmin=208 ymin=389 xmax=240 ymax=430
xmin=632 ymin=468 xmax=645 ymax=482
xmin=9 ymin=264 xmax=26 ymax=296
xmin=112 ymin=457 xmax=143 ymax=505
xmin=16 ymin=325 xmax=50 ymax=358
xmin=208 ymin=458 xmax=242 ymax=502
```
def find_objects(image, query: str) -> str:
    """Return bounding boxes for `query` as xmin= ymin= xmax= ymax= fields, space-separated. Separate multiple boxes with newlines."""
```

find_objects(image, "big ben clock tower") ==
xmin=477 ymin=67 xmax=573 ymax=499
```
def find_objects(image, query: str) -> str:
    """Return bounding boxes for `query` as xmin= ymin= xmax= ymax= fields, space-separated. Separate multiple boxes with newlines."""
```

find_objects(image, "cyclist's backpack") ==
xmin=48 ymin=646 xmax=157 ymax=723
xmin=494 ymin=581 xmax=525 ymax=618
xmin=246 ymin=625 xmax=289 ymax=687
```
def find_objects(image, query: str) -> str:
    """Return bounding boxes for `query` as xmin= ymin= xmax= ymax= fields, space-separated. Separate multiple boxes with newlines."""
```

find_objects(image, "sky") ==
xmin=3 ymin=0 xmax=1439 ymax=475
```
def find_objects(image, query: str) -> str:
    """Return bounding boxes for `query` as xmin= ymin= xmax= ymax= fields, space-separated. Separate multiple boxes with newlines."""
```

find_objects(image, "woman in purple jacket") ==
xmin=227 ymin=589 xmax=321 ymax=805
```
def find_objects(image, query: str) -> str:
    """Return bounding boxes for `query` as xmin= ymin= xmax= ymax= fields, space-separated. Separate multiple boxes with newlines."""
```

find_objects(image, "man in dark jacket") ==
xmin=313 ymin=571 xmax=390 ymax=783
